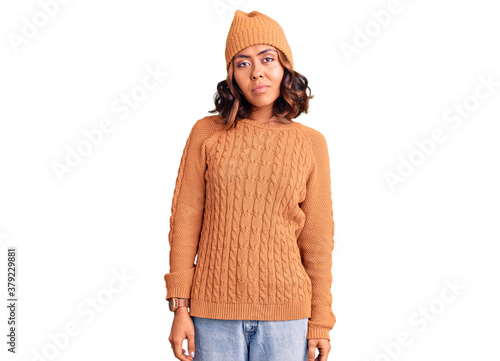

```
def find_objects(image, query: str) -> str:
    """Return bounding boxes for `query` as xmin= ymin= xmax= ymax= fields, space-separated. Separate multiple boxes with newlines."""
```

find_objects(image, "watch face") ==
xmin=169 ymin=298 xmax=174 ymax=311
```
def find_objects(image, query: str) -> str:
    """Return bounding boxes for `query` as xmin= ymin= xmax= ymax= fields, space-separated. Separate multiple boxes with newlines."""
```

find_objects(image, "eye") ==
xmin=236 ymin=57 xmax=274 ymax=68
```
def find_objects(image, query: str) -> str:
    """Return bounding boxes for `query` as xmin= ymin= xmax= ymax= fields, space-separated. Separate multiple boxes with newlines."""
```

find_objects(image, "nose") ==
xmin=251 ymin=62 xmax=263 ymax=79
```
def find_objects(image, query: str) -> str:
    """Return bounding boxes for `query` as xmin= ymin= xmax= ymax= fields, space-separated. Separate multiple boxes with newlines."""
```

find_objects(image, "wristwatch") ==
xmin=168 ymin=297 xmax=190 ymax=312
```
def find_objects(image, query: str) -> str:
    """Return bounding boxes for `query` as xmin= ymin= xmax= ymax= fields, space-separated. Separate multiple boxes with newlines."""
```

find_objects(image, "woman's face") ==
xmin=232 ymin=44 xmax=284 ymax=110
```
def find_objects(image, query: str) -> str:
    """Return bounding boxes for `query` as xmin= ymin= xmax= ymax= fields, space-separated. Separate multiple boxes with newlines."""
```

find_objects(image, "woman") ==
xmin=164 ymin=10 xmax=336 ymax=361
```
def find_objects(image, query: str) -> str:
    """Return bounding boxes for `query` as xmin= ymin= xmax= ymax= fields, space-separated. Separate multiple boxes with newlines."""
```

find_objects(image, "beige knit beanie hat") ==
xmin=225 ymin=10 xmax=294 ymax=71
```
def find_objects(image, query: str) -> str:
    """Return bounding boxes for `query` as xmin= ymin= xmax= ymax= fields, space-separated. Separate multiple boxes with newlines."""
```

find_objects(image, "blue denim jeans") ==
xmin=191 ymin=316 xmax=309 ymax=361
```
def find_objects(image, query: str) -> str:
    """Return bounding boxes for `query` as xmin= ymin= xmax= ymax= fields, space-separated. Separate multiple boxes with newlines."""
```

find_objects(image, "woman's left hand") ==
xmin=308 ymin=338 xmax=331 ymax=361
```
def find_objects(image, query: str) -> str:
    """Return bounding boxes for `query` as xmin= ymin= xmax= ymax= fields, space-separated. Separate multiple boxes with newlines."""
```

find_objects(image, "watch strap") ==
xmin=169 ymin=297 xmax=190 ymax=311
xmin=177 ymin=298 xmax=190 ymax=308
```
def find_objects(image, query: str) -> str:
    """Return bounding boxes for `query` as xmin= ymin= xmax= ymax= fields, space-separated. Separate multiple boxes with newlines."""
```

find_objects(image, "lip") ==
xmin=252 ymin=85 xmax=269 ymax=93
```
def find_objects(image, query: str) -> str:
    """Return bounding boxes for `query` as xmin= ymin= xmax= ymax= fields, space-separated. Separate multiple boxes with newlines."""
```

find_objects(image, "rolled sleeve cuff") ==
xmin=307 ymin=326 xmax=331 ymax=341
xmin=164 ymin=266 xmax=196 ymax=300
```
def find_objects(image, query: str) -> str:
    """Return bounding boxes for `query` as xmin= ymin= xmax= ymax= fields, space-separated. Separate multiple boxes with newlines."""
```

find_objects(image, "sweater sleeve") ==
xmin=164 ymin=119 xmax=207 ymax=300
xmin=297 ymin=130 xmax=336 ymax=340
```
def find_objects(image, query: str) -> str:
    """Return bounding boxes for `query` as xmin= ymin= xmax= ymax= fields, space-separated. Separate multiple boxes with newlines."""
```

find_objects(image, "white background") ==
xmin=1 ymin=0 xmax=499 ymax=360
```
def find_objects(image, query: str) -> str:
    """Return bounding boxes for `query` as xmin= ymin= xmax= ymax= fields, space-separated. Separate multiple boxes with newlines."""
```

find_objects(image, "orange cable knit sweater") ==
xmin=164 ymin=114 xmax=336 ymax=340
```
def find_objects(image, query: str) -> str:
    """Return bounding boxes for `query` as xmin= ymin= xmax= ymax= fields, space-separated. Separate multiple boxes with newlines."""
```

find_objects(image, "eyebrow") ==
xmin=233 ymin=48 xmax=277 ymax=61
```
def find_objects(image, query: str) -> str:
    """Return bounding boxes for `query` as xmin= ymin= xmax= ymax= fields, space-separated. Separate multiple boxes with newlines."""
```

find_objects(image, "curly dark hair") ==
xmin=208 ymin=48 xmax=314 ymax=130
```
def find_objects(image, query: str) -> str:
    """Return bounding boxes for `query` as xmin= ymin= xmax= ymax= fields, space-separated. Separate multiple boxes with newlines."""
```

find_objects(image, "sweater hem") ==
xmin=189 ymin=298 xmax=312 ymax=321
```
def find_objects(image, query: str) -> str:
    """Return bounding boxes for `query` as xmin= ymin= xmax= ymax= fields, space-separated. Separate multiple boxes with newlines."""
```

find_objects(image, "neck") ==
xmin=249 ymin=105 xmax=289 ymax=124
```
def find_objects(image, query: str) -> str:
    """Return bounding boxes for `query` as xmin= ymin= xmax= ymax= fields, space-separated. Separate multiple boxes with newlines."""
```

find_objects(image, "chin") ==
xmin=249 ymin=96 xmax=278 ymax=107
xmin=251 ymin=101 xmax=273 ymax=108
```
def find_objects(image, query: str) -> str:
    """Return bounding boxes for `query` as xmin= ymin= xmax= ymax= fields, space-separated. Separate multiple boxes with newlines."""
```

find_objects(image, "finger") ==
xmin=319 ymin=344 xmax=331 ymax=361
xmin=308 ymin=344 xmax=316 ymax=361
xmin=187 ymin=332 xmax=196 ymax=360
xmin=173 ymin=339 xmax=189 ymax=361
xmin=314 ymin=346 xmax=323 ymax=361
xmin=183 ymin=348 xmax=193 ymax=361
xmin=182 ymin=348 xmax=193 ymax=361
xmin=321 ymin=349 xmax=329 ymax=361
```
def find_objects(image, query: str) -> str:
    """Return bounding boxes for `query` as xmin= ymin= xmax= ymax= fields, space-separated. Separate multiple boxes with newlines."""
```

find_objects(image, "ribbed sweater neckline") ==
xmin=238 ymin=117 xmax=301 ymax=130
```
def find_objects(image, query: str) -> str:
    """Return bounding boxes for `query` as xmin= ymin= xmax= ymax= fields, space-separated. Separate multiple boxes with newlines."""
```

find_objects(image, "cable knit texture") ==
xmin=164 ymin=115 xmax=336 ymax=340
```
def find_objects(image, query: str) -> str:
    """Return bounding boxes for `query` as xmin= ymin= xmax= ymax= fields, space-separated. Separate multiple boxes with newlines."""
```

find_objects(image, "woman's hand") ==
xmin=308 ymin=338 xmax=331 ymax=361
xmin=168 ymin=309 xmax=195 ymax=361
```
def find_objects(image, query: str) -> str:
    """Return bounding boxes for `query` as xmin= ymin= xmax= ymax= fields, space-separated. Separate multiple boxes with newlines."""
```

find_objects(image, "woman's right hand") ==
xmin=169 ymin=309 xmax=195 ymax=361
